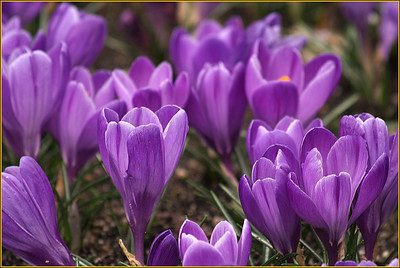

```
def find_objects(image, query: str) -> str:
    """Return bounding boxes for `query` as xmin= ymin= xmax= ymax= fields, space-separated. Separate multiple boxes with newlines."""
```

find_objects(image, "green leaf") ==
xmin=72 ymin=254 xmax=94 ymax=266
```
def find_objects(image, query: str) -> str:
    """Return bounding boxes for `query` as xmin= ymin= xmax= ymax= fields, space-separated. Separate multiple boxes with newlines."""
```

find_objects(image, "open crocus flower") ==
xmin=58 ymin=66 xmax=126 ymax=182
xmin=98 ymin=105 xmax=188 ymax=263
xmin=178 ymin=219 xmax=251 ymax=266
xmin=246 ymin=44 xmax=342 ymax=126
xmin=2 ymin=2 xmax=45 ymax=24
xmin=102 ymin=56 xmax=190 ymax=111
xmin=334 ymin=258 xmax=398 ymax=266
xmin=147 ymin=230 xmax=180 ymax=266
xmin=246 ymin=116 xmax=323 ymax=164
xmin=46 ymin=3 xmax=106 ymax=66
xmin=339 ymin=114 xmax=398 ymax=260
xmin=239 ymin=157 xmax=300 ymax=254
xmin=286 ymin=127 xmax=389 ymax=265
xmin=169 ymin=17 xmax=244 ymax=80
xmin=186 ymin=62 xmax=246 ymax=167
xmin=241 ymin=12 xmax=306 ymax=62
xmin=2 ymin=46 xmax=69 ymax=158
xmin=2 ymin=156 xmax=74 ymax=266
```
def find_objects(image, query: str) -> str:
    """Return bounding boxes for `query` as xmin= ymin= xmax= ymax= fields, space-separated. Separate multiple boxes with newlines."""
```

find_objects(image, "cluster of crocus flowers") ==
xmin=98 ymin=105 xmax=188 ymax=263
xmin=2 ymin=157 xmax=74 ymax=266
xmin=178 ymin=219 xmax=251 ymax=266
xmin=101 ymin=56 xmax=190 ymax=111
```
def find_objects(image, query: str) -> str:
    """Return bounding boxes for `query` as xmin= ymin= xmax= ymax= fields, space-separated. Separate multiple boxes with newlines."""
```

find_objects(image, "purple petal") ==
xmin=245 ymin=54 xmax=267 ymax=102
xmin=363 ymin=117 xmax=390 ymax=166
xmin=313 ymin=173 xmax=352 ymax=244
xmin=182 ymin=241 xmax=225 ymax=266
xmin=179 ymin=219 xmax=208 ymax=259
xmin=237 ymin=220 xmax=251 ymax=265
xmin=301 ymin=148 xmax=324 ymax=196
xmin=132 ymin=89 xmax=162 ymax=111
xmin=147 ymin=230 xmax=179 ymax=266
xmin=252 ymin=81 xmax=298 ymax=127
xmin=298 ymin=54 xmax=341 ymax=122
xmin=211 ymin=221 xmax=238 ymax=265
xmin=251 ymin=157 xmax=276 ymax=183
xmin=128 ymin=56 xmax=155 ymax=88
xmin=327 ymin=135 xmax=368 ymax=198
xmin=121 ymin=106 xmax=161 ymax=129
xmin=148 ymin=61 xmax=173 ymax=87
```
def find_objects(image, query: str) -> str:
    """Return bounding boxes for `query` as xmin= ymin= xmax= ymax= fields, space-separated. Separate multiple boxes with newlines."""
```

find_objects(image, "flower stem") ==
xmin=133 ymin=229 xmax=145 ymax=264
xmin=221 ymin=156 xmax=238 ymax=187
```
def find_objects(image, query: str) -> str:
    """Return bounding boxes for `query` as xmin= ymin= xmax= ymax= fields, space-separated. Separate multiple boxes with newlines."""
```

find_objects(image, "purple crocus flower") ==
xmin=239 ymin=157 xmax=300 ymax=254
xmin=378 ymin=2 xmax=398 ymax=59
xmin=246 ymin=44 xmax=342 ymax=126
xmin=2 ymin=2 xmax=45 ymax=24
xmin=2 ymin=156 xmax=74 ymax=266
xmin=339 ymin=114 xmax=398 ymax=260
xmin=178 ymin=219 xmax=251 ymax=266
xmin=185 ymin=62 xmax=246 ymax=167
xmin=247 ymin=116 xmax=323 ymax=164
xmin=58 ymin=67 xmax=126 ymax=182
xmin=241 ymin=12 xmax=306 ymax=61
xmin=2 ymin=46 xmax=69 ymax=158
xmin=2 ymin=17 xmax=32 ymax=60
xmin=103 ymin=56 xmax=190 ymax=111
xmin=46 ymin=3 xmax=107 ymax=66
xmin=147 ymin=229 xmax=180 ymax=266
xmin=98 ymin=105 xmax=188 ymax=263
xmin=286 ymin=127 xmax=389 ymax=264
xmin=169 ymin=17 xmax=244 ymax=80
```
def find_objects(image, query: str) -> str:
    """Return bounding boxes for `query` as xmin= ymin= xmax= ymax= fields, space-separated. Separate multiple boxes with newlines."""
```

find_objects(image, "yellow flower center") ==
xmin=278 ymin=75 xmax=291 ymax=82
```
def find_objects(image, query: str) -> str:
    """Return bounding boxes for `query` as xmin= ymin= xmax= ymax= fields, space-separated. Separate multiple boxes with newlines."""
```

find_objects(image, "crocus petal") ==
xmin=349 ymin=154 xmax=388 ymax=224
xmin=210 ymin=221 xmax=237 ymax=245
xmin=132 ymin=89 xmax=162 ymax=111
xmin=300 ymin=127 xmax=337 ymax=171
xmin=121 ymin=106 xmax=162 ymax=129
xmin=237 ymin=219 xmax=251 ymax=266
xmin=286 ymin=175 xmax=327 ymax=228
xmin=251 ymin=157 xmax=276 ymax=183
xmin=326 ymin=135 xmax=368 ymax=198
xmin=169 ymin=28 xmax=197 ymax=77
xmin=179 ymin=219 xmax=208 ymax=258
xmin=313 ymin=172 xmax=352 ymax=244
xmin=363 ymin=117 xmax=389 ymax=166
xmin=275 ymin=116 xmax=304 ymax=152
xmin=251 ymin=81 xmax=298 ymax=127
xmin=211 ymin=224 xmax=238 ymax=265
xmin=339 ymin=115 xmax=365 ymax=137
xmin=182 ymin=241 xmax=225 ymax=266
xmin=148 ymin=61 xmax=173 ymax=87
xmin=147 ymin=230 xmax=180 ymax=266
xmin=301 ymin=148 xmax=324 ymax=196
xmin=156 ymin=106 xmax=189 ymax=182
xmin=245 ymin=54 xmax=267 ymax=101
xmin=128 ymin=56 xmax=155 ymax=87
xmin=263 ymin=145 xmax=300 ymax=177
xmin=298 ymin=54 xmax=341 ymax=122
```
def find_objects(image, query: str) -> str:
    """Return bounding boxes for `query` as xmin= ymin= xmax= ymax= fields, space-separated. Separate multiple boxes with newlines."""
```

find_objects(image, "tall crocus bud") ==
xmin=98 ymin=105 xmax=188 ymax=263
xmin=147 ymin=230 xmax=180 ymax=266
xmin=246 ymin=44 xmax=341 ymax=126
xmin=378 ymin=2 xmax=398 ymax=59
xmin=178 ymin=219 xmax=251 ymax=266
xmin=2 ymin=46 xmax=69 ymax=158
xmin=46 ymin=3 xmax=106 ymax=66
xmin=241 ymin=12 xmax=306 ymax=61
xmin=2 ymin=2 xmax=45 ymax=24
xmin=286 ymin=127 xmax=389 ymax=265
xmin=339 ymin=114 xmax=398 ymax=260
xmin=239 ymin=157 xmax=300 ymax=254
xmin=101 ymin=56 xmax=190 ymax=111
xmin=247 ymin=116 xmax=323 ymax=164
xmin=169 ymin=17 xmax=244 ymax=80
xmin=2 ymin=17 xmax=32 ymax=61
xmin=2 ymin=156 xmax=74 ymax=266
xmin=58 ymin=67 xmax=126 ymax=182
xmin=186 ymin=62 xmax=246 ymax=168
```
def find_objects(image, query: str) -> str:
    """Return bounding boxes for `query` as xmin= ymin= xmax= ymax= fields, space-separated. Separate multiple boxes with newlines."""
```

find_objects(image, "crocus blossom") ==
xmin=101 ymin=56 xmax=190 ymax=111
xmin=46 ymin=3 xmax=107 ymax=66
xmin=340 ymin=2 xmax=376 ymax=41
xmin=2 ymin=46 xmax=69 ymax=157
xmin=58 ymin=67 xmax=126 ymax=182
xmin=339 ymin=114 xmax=398 ymax=260
xmin=178 ymin=219 xmax=251 ymax=266
xmin=2 ymin=2 xmax=45 ymax=24
xmin=98 ymin=105 xmax=188 ymax=263
xmin=239 ymin=157 xmax=300 ymax=254
xmin=169 ymin=17 xmax=244 ymax=80
xmin=286 ymin=127 xmax=389 ymax=264
xmin=334 ymin=258 xmax=398 ymax=266
xmin=246 ymin=44 xmax=342 ymax=126
xmin=2 ymin=156 xmax=74 ymax=266
xmin=246 ymin=116 xmax=323 ymax=164
xmin=185 ymin=62 xmax=246 ymax=164
xmin=147 ymin=230 xmax=180 ymax=266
